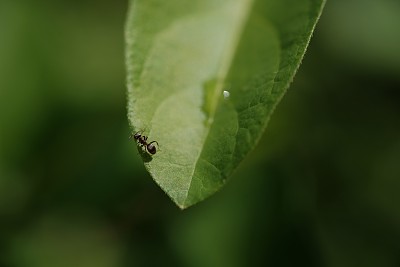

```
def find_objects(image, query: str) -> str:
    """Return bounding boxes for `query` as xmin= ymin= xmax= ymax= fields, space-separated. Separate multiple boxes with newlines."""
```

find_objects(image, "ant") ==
xmin=130 ymin=131 xmax=159 ymax=155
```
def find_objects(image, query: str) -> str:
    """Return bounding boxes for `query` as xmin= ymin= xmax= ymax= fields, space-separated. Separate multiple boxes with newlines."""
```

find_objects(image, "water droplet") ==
xmin=223 ymin=90 xmax=230 ymax=99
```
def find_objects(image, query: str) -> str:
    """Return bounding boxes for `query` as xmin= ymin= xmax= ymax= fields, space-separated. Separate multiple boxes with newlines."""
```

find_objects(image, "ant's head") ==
xmin=130 ymin=131 xmax=142 ymax=140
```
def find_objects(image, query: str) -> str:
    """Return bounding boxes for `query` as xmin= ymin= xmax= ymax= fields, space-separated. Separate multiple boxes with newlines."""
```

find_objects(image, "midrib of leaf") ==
xmin=182 ymin=0 xmax=254 ymax=206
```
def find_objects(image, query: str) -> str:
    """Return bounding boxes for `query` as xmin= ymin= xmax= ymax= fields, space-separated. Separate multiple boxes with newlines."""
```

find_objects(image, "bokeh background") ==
xmin=1 ymin=0 xmax=399 ymax=266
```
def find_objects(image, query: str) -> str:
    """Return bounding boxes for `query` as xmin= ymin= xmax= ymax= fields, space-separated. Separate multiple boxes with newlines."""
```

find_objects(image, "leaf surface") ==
xmin=126 ymin=0 xmax=325 ymax=208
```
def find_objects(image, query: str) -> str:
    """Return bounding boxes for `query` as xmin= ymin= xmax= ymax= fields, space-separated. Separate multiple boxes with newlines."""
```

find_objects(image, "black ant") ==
xmin=130 ymin=132 xmax=159 ymax=155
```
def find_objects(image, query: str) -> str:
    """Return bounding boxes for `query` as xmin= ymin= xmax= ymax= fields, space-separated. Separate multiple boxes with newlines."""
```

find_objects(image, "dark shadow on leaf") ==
xmin=137 ymin=146 xmax=153 ymax=162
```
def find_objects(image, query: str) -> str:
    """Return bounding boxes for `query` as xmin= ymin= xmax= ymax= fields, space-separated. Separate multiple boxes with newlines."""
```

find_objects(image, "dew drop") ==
xmin=223 ymin=90 xmax=230 ymax=99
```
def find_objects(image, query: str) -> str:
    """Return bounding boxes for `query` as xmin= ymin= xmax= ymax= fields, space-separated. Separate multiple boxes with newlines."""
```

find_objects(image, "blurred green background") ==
xmin=1 ymin=0 xmax=399 ymax=266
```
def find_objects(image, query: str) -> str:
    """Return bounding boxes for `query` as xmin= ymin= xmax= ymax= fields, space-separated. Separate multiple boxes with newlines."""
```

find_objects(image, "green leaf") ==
xmin=126 ymin=0 xmax=325 ymax=208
